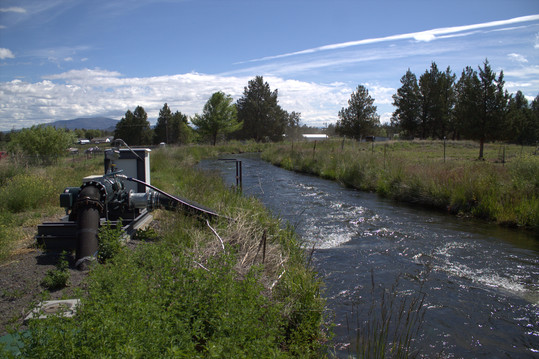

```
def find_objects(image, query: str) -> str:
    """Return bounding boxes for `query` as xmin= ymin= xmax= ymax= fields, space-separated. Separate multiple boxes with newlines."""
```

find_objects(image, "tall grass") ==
xmin=5 ymin=145 xmax=326 ymax=357
xmin=262 ymin=140 xmax=539 ymax=230
xmin=0 ymin=155 xmax=103 ymax=262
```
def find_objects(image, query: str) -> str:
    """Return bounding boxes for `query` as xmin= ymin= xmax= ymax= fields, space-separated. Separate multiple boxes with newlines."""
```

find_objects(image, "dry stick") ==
xmin=193 ymin=260 xmax=210 ymax=272
xmin=270 ymin=269 xmax=286 ymax=290
xmin=254 ymin=229 xmax=267 ymax=264
xmin=262 ymin=230 xmax=267 ymax=264
xmin=206 ymin=220 xmax=225 ymax=252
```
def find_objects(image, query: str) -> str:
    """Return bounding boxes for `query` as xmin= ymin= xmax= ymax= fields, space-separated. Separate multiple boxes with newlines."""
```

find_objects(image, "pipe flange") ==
xmin=81 ymin=180 xmax=107 ymax=203
xmin=73 ymin=196 xmax=104 ymax=213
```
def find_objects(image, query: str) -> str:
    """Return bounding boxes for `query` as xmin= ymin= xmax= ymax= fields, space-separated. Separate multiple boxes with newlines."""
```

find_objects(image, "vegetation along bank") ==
xmin=262 ymin=139 xmax=539 ymax=232
xmin=1 ymin=144 xmax=327 ymax=357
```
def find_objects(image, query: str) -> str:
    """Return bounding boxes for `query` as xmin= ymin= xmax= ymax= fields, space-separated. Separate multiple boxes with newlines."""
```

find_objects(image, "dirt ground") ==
xmin=0 ymin=248 xmax=89 ymax=336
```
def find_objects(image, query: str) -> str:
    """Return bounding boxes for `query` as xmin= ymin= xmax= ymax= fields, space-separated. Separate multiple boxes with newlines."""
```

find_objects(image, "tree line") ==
xmin=2 ymin=62 xmax=538 ymax=161
xmin=114 ymin=76 xmax=300 ymax=146
xmin=391 ymin=59 xmax=539 ymax=158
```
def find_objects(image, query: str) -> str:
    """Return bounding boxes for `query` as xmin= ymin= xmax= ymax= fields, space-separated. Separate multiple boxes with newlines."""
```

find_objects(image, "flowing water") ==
xmin=200 ymin=154 xmax=538 ymax=358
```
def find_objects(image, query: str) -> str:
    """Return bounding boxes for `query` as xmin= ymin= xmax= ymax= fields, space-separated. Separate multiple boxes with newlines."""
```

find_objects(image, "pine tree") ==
xmin=335 ymin=85 xmax=379 ymax=140
xmin=114 ymin=106 xmax=152 ymax=145
xmin=392 ymin=69 xmax=420 ymax=138
xmin=235 ymin=76 xmax=287 ymax=142
xmin=153 ymin=103 xmax=173 ymax=144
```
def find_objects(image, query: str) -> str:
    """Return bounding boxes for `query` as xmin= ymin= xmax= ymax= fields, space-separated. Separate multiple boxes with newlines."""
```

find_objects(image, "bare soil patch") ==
xmin=0 ymin=248 xmax=88 ymax=336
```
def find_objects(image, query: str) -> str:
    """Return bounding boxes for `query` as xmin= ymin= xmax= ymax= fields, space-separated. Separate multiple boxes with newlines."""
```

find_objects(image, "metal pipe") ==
xmin=124 ymin=177 xmax=223 ymax=219
xmin=75 ymin=185 xmax=102 ymax=261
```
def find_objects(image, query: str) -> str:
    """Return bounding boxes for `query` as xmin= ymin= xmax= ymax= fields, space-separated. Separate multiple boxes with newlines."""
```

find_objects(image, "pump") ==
xmin=37 ymin=142 xmax=220 ymax=266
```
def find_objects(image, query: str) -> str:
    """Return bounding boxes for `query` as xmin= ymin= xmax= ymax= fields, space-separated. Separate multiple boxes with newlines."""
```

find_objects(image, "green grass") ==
xmin=2 ymin=145 xmax=326 ymax=357
xmin=262 ymin=139 xmax=539 ymax=230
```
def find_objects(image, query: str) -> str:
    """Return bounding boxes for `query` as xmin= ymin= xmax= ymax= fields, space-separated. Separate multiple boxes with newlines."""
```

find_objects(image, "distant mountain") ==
xmin=47 ymin=117 xmax=119 ymax=131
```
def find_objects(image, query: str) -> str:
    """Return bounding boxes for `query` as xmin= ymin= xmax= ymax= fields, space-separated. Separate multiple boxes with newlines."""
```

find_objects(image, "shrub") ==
xmin=7 ymin=125 xmax=75 ymax=164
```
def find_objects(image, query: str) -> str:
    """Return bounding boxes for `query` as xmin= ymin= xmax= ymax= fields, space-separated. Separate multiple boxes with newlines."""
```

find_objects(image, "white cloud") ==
xmin=242 ymin=14 xmax=539 ymax=64
xmin=64 ymin=57 xmax=73 ymax=62
xmin=508 ymin=53 xmax=528 ymax=63
xmin=0 ymin=69 xmax=352 ymax=131
xmin=0 ymin=7 xmax=26 ymax=13
xmin=0 ymin=48 xmax=15 ymax=59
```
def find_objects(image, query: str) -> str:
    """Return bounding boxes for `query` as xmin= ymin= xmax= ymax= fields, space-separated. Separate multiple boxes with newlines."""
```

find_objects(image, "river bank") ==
xmin=0 ymin=144 xmax=326 ymax=357
xmin=261 ymin=139 xmax=539 ymax=232
xmin=202 ymin=153 xmax=538 ymax=358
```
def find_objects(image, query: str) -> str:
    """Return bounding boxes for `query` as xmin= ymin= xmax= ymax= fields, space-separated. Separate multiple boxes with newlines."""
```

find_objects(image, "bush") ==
xmin=7 ymin=125 xmax=75 ymax=164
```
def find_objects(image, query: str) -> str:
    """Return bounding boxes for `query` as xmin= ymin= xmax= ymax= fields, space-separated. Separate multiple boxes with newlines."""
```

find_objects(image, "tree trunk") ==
xmin=478 ymin=137 xmax=485 ymax=160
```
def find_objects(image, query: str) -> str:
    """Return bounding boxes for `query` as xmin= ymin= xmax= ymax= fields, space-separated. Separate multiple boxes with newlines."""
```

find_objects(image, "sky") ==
xmin=0 ymin=0 xmax=538 ymax=131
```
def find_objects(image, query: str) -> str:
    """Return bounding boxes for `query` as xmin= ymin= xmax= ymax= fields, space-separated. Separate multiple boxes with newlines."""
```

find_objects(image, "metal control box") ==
xmin=112 ymin=148 xmax=151 ymax=193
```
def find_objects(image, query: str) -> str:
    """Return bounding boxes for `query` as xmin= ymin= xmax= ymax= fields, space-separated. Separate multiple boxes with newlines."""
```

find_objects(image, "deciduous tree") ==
xmin=192 ymin=91 xmax=241 ymax=145
xmin=7 ymin=125 xmax=75 ymax=164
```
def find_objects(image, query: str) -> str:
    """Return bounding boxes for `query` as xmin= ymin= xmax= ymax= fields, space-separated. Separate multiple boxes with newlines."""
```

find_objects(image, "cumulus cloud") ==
xmin=0 ymin=48 xmax=15 ymax=59
xmin=0 ymin=69 xmax=352 ymax=131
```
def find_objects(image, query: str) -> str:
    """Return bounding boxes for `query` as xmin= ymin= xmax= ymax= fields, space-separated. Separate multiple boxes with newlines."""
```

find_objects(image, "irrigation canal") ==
xmin=199 ymin=153 xmax=538 ymax=358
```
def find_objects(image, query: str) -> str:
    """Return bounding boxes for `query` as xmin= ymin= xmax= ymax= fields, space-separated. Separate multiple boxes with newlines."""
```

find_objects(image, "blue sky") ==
xmin=0 ymin=0 xmax=538 ymax=131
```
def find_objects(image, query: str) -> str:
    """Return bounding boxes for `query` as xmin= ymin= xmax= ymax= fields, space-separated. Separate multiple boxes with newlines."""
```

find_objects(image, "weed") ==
xmin=133 ymin=226 xmax=160 ymax=241
xmin=41 ymin=252 xmax=70 ymax=290
xmin=97 ymin=220 xmax=124 ymax=263
xmin=15 ymin=145 xmax=325 ymax=357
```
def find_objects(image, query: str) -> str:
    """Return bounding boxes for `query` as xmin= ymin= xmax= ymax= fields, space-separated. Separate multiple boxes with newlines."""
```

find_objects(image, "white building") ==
xmin=302 ymin=134 xmax=328 ymax=141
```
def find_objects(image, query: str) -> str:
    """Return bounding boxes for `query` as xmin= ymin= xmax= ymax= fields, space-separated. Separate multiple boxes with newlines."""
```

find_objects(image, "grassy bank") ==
xmin=262 ymin=139 xmax=539 ymax=231
xmin=1 ymin=143 xmax=326 ymax=357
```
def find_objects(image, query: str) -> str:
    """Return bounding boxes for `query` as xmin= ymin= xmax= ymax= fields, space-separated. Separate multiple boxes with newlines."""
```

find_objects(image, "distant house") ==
xmin=92 ymin=136 xmax=113 ymax=144
xmin=78 ymin=139 xmax=90 ymax=145
xmin=302 ymin=134 xmax=328 ymax=141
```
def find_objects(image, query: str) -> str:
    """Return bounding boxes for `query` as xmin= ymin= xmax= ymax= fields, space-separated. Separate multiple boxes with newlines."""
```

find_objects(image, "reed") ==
xmin=349 ymin=270 xmax=427 ymax=359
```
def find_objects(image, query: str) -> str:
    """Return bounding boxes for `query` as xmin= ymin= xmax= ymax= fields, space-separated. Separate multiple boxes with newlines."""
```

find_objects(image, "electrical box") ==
xmin=112 ymin=149 xmax=151 ymax=193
